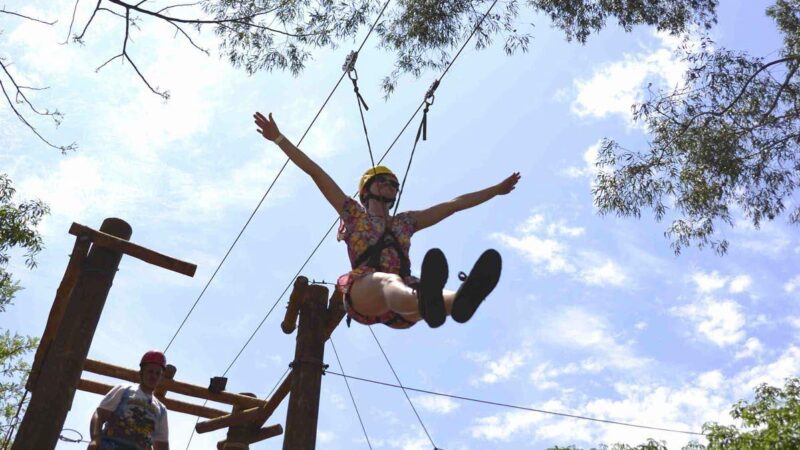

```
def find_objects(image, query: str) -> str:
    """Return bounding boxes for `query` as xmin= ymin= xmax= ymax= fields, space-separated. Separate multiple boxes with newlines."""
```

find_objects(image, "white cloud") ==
xmin=413 ymin=395 xmax=460 ymax=414
xmin=474 ymin=350 xmax=529 ymax=385
xmin=317 ymin=430 xmax=336 ymax=445
xmin=691 ymin=270 xmax=728 ymax=293
xmin=571 ymin=32 xmax=689 ymax=126
xmin=728 ymin=275 xmax=752 ymax=294
xmin=579 ymin=258 xmax=627 ymax=287
xmin=733 ymin=346 xmax=800 ymax=396
xmin=672 ymin=299 xmax=746 ymax=347
xmin=784 ymin=274 xmax=800 ymax=293
xmin=564 ymin=142 xmax=601 ymax=179
xmin=697 ymin=370 xmax=724 ymax=390
xmin=735 ymin=337 xmax=764 ymax=360
xmin=474 ymin=346 xmax=800 ymax=448
xmin=634 ymin=321 xmax=647 ymax=330
xmin=540 ymin=308 xmax=649 ymax=373
xmin=492 ymin=232 xmax=575 ymax=274
xmin=470 ymin=401 xmax=561 ymax=441
xmin=493 ymin=213 xmax=627 ymax=287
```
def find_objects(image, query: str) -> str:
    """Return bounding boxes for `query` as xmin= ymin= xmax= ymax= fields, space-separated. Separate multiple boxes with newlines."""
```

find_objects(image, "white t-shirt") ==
xmin=98 ymin=384 xmax=169 ymax=443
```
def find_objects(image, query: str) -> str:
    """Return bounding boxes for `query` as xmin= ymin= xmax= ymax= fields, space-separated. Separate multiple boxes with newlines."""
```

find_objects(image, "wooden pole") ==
xmin=282 ymin=284 xmax=328 ymax=450
xmin=13 ymin=218 xmax=131 ymax=450
xmin=26 ymin=235 xmax=91 ymax=391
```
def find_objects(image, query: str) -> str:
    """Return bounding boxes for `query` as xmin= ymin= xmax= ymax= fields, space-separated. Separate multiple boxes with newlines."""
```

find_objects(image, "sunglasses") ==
xmin=373 ymin=175 xmax=400 ymax=189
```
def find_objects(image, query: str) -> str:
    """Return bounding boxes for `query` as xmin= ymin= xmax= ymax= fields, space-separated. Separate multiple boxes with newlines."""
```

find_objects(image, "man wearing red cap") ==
xmin=87 ymin=351 xmax=170 ymax=450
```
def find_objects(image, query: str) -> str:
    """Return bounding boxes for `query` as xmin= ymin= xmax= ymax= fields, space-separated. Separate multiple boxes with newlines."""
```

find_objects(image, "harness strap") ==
xmin=352 ymin=228 xmax=410 ymax=278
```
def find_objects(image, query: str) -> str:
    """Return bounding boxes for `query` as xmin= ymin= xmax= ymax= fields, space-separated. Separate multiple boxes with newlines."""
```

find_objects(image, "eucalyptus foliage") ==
xmin=594 ymin=0 xmax=800 ymax=254
xmin=202 ymin=0 xmax=718 ymax=94
xmin=0 ymin=175 xmax=46 ymax=447
xmin=0 ymin=175 xmax=48 ymax=311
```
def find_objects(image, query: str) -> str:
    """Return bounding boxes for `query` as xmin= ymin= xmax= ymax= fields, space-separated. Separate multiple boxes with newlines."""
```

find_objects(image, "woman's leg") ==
xmin=350 ymin=273 xmax=456 ymax=322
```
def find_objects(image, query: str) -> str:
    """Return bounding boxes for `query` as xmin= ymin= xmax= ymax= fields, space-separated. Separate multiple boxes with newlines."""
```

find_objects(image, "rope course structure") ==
xmin=160 ymin=0 xmax=705 ymax=447
xmin=7 ymin=0 xmax=712 ymax=448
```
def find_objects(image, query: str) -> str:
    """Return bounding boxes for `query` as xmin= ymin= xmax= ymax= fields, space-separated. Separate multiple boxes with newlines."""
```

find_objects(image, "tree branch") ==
xmin=75 ymin=0 xmax=103 ymax=41
xmin=0 ymin=61 xmax=76 ymax=153
xmin=0 ymin=8 xmax=56 ymax=25
xmin=761 ymin=63 xmax=798 ymax=122
xmin=62 ymin=0 xmax=82 ymax=44
xmin=106 ymin=0 xmax=318 ymax=38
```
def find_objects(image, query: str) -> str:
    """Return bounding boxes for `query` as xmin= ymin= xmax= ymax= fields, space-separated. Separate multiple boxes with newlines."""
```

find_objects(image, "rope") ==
xmin=392 ymin=0 xmax=500 ymax=213
xmin=330 ymin=338 xmax=373 ymax=449
xmin=368 ymin=327 xmax=439 ymax=449
xmin=1 ymin=389 xmax=28 ymax=448
xmin=347 ymin=61 xmax=377 ymax=170
xmin=163 ymin=0 xmax=393 ymax=354
xmin=392 ymin=93 xmax=433 ymax=214
xmin=326 ymin=370 xmax=705 ymax=437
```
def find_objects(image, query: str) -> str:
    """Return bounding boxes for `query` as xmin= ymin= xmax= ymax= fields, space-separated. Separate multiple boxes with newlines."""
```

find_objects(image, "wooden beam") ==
xmin=26 ymin=235 xmax=91 ymax=392
xmin=196 ymin=375 xmax=291 ymax=434
xmin=69 ymin=222 xmax=196 ymax=277
xmin=281 ymin=276 xmax=308 ymax=334
xmin=82 ymin=359 xmax=267 ymax=409
xmin=217 ymin=424 xmax=283 ymax=449
xmin=77 ymin=379 xmax=228 ymax=419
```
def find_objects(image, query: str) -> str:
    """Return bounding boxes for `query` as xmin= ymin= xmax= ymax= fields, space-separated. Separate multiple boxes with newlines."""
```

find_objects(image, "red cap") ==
xmin=140 ymin=350 xmax=167 ymax=368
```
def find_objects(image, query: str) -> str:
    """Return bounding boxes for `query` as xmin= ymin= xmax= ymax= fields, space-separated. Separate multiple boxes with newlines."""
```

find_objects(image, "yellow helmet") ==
xmin=358 ymin=165 xmax=397 ymax=195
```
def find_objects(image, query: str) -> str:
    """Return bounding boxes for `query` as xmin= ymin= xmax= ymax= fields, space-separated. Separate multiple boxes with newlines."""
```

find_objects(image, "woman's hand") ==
xmin=495 ymin=172 xmax=521 ymax=195
xmin=254 ymin=112 xmax=281 ymax=141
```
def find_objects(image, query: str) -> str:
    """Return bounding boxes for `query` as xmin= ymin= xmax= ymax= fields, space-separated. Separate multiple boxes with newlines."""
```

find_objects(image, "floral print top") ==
xmin=336 ymin=197 xmax=419 ymax=292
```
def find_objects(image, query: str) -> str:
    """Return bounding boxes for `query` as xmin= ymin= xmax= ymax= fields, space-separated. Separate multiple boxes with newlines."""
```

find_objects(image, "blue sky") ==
xmin=2 ymin=0 xmax=799 ymax=449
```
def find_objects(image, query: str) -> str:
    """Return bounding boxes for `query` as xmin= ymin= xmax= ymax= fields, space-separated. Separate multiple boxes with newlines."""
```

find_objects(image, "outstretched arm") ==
xmin=254 ymin=111 xmax=348 ymax=215
xmin=412 ymin=172 xmax=521 ymax=231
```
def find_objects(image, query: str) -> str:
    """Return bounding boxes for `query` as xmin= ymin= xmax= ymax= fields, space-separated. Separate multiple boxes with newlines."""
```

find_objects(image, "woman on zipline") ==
xmin=255 ymin=111 xmax=520 ymax=329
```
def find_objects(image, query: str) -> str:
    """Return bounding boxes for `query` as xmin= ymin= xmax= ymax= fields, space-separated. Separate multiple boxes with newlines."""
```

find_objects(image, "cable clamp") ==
xmin=342 ymin=50 xmax=359 ymax=76
xmin=289 ymin=358 xmax=330 ymax=374
xmin=425 ymin=78 xmax=440 ymax=102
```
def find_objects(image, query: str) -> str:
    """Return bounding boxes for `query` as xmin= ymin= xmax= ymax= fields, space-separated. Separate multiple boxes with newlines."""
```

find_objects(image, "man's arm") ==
xmin=87 ymin=408 xmax=112 ymax=449
xmin=412 ymin=172 xmax=520 ymax=231
xmin=154 ymin=441 xmax=170 ymax=450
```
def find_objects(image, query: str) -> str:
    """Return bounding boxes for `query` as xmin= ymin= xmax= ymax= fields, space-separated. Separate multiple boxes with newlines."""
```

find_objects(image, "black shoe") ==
xmin=451 ymin=249 xmax=502 ymax=323
xmin=418 ymin=248 xmax=448 ymax=328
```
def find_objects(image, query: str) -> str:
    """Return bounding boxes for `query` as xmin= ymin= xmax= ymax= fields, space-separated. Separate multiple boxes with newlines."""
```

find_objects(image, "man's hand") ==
xmin=87 ymin=438 xmax=100 ymax=450
xmin=495 ymin=172 xmax=521 ymax=195
xmin=254 ymin=112 xmax=281 ymax=141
